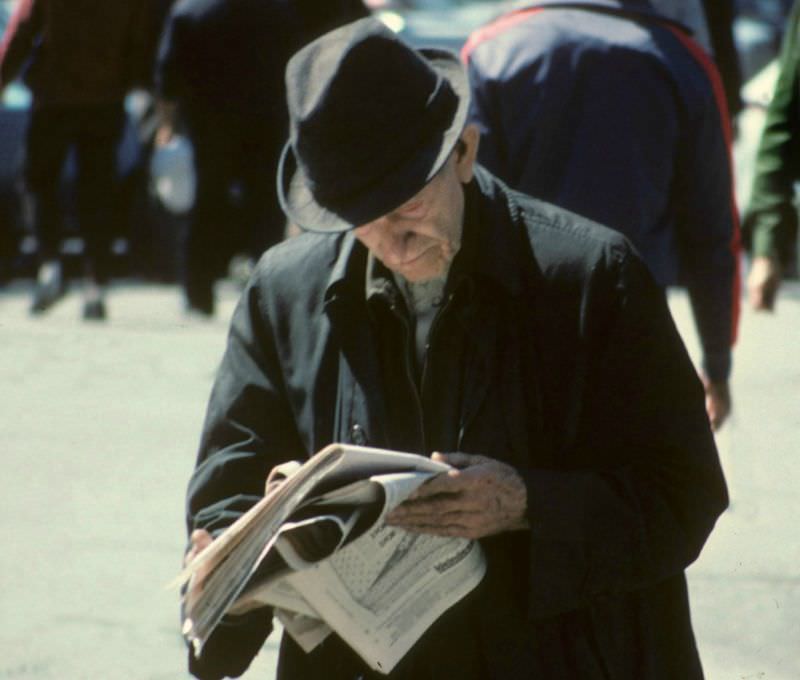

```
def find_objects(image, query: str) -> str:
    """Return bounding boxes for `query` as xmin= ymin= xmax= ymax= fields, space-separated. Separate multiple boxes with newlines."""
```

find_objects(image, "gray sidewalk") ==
xmin=673 ymin=286 xmax=800 ymax=680
xmin=0 ymin=278 xmax=797 ymax=679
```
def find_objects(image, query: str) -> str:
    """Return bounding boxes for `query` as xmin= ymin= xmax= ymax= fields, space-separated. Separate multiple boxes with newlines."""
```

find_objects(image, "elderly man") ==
xmin=183 ymin=18 xmax=727 ymax=680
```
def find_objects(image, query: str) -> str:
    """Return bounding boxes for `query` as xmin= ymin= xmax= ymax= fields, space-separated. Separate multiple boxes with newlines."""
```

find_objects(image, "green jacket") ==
xmin=744 ymin=0 xmax=800 ymax=264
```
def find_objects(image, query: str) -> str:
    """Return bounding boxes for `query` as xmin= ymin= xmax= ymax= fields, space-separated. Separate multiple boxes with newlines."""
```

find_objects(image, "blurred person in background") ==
xmin=700 ymin=0 xmax=743 ymax=123
xmin=155 ymin=0 xmax=301 ymax=316
xmin=463 ymin=0 xmax=740 ymax=431
xmin=742 ymin=0 xmax=800 ymax=311
xmin=0 ymin=0 xmax=154 ymax=319
xmin=293 ymin=0 xmax=370 ymax=45
xmin=154 ymin=0 xmax=369 ymax=317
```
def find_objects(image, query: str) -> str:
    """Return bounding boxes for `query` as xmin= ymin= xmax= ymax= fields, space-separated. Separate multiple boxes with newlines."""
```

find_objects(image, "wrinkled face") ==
xmin=353 ymin=125 xmax=479 ymax=282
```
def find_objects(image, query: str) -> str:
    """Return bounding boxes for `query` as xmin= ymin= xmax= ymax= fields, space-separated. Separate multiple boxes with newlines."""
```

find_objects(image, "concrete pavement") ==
xmin=0 ymin=277 xmax=797 ymax=679
xmin=0 ymin=279 xmax=280 ymax=679
xmin=673 ymin=286 xmax=800 ymax=680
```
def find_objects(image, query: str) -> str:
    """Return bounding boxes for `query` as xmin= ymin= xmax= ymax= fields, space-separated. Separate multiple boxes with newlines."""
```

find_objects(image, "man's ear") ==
xmin=455 ymin=123 xmax=480 ymax=183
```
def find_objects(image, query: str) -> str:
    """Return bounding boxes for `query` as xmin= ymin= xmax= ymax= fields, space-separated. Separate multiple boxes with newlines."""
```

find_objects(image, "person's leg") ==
xmin=24 ymin=106 xmax=72 ymax=313
xmin=183 ymin=118 xmax=234 ymax=315
xmin=74 ymin=102 xmax=126 ymax=319
xmin=239 ymin=128 xmax=286 ymax=263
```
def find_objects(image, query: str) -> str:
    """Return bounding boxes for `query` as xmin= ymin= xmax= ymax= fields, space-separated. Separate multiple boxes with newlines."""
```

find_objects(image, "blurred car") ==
xmin=368 ymin=0 xmax=514 ymax=51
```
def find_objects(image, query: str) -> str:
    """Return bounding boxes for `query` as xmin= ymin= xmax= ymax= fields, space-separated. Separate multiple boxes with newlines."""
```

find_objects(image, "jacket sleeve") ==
xmin=154 ymin=8 xmax=190 ymax=102
xmin=185 ymin=269 xmax=307 ymax=678
xmin=0 ymin=0 xmax=40 ymax=89
xmin=120 ymin=0 xmax=167 ymax=91
xmin=521 ymin=244 xmax=728 ymax=619
xmin=743 ymin=0 xmax=800 ymax=266
xmin=465 ymin=50 xmax=507 ymax=185
xmin=673 ymin=45 xmax=740 ymax=383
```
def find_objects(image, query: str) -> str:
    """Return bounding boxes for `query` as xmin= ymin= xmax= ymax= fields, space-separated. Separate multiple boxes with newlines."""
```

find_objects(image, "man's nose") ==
xmin=361 ymin=217 xmax=410 ymax=254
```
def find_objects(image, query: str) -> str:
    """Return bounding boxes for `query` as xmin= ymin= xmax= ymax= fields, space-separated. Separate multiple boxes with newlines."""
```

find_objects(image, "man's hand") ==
xmin=184 ymin=529 xmax=213 ymax=614
xmin=155 ymin=122 xmax=175 ymax=147
xmin=183 ymin=467 xmax=290 ymax=611
xmin=186 ymin=528 xmax=213 ymax=565
xmin=154 ymin=99 xmax=179 ymax=147
xmin=385 ymin=452 xmax=528 ymax=540
xmin=747 ymin=255 xmax=782 ymax=311
xmin=702 ymin=377 xmax=731 ymax=431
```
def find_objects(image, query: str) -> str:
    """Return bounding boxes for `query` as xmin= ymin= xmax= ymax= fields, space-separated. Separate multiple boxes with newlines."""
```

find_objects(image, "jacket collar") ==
xmin=323 ymin=231 xmax=365 ymax=306
xmin=466 ymin=166 xmax=528 ymax=298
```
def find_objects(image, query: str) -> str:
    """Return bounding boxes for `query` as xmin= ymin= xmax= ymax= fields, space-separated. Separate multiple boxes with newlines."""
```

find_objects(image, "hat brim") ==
xmin=277 ymin=49 xmax=471 ymax=233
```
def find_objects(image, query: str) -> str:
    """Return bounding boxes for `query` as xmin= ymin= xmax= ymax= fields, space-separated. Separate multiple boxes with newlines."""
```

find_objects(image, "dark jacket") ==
xmin=463 ymin=0 xmax=740 ymax=382
xmin=186 ymin=168 xmax=727 ymax=679
xmin=0 ymin=0 xmax=152 ymax=106
xmin=155 ymin=0 xmax=301 ymax=122
xmin=155 ymin=0 xmax=368 ymax=126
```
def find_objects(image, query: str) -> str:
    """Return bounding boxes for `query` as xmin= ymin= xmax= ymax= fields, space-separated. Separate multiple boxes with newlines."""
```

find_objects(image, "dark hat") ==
xmin=277 ymin=17 xmax=470 ymax=232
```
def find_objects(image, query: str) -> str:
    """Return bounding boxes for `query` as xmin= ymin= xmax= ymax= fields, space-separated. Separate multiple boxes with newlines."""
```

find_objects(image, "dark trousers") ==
xmin=24 ymin=102 xmax=126 ymax=284
xmin=184 ymin=112 xmax=286 ymax=309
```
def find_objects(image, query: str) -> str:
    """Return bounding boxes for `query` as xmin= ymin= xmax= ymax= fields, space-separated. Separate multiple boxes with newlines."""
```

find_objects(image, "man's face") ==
xmin=353 ymin=125 xmax=479 ymax=282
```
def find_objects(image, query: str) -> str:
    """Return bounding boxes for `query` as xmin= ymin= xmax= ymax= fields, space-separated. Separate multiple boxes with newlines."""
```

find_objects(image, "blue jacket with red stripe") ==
xmin=463 ymin=0 xmax=739 ymax=382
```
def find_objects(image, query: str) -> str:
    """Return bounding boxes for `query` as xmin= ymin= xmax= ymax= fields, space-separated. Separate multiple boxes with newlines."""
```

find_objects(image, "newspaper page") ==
xmin=226 ymin=469 xmax=437 ymax=612
xmin=287 ymin=525 xmax=485 ymax=674
xmin=236 ymin=470 xmax=487 ymax=674
xmin=178 ymin=445 xmax=459 ymax=657
xmin=180 ymin=447 xmax=347 ymax=653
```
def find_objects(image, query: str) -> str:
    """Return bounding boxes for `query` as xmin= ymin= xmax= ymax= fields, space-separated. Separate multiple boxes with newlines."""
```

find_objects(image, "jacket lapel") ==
xmin=464 ymin=170 xmax=556 ymax=467
xmin=456 ymin=289 xmax=549 ymax=470
xmin=323 ymin=237 xmax=388 ymax=448
xmin=455 ymin=294 xmax=495 ymax=451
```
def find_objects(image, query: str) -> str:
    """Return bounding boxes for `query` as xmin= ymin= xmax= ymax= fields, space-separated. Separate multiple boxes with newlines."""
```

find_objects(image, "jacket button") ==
xmin=350 ymin=424 xmax=367 ymax=445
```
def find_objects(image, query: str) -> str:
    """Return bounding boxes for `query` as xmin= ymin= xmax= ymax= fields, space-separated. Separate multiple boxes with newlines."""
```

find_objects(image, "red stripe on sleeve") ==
xmin=461 ymin=8 xmax=544 ymax=63
xmin=665 ymin=26 xmax=742 ymax=345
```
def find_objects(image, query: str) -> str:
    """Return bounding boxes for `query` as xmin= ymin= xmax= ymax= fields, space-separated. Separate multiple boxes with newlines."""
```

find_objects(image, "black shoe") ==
xmin=186 ymin=296 xmax=214 ymax=317
xmin=82 ymin=299 xmax=106 ymax=321
xmin=30 ymin=276 xmax=66 ymax=315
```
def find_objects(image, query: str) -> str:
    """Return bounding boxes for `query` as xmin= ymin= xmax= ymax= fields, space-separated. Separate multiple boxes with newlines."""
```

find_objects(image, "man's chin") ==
xmin=399 ymin=268 xmax=446 ymax=283
xmin=392 ymin=256 xmax=448 ymax=283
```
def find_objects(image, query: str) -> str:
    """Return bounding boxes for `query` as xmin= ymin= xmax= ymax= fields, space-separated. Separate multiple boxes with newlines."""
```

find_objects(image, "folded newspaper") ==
xmin=174 ymin=443 xmax=487 ymax=674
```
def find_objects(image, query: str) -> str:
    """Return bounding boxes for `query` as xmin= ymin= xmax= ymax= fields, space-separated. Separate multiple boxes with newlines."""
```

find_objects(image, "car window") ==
xmin=369 ymin=0 xmax=506 ymax=8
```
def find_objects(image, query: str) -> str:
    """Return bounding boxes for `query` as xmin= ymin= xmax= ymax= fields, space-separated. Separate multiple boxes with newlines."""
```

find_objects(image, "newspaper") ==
xmin=175 ymin=444 xmax=486 ymax=674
